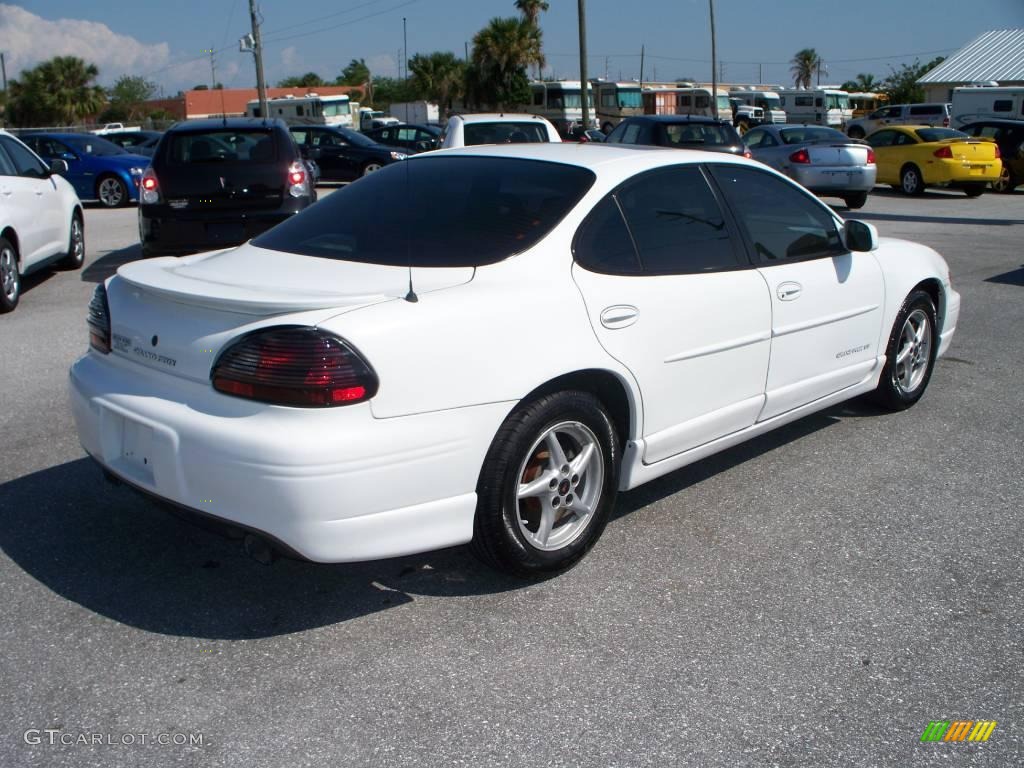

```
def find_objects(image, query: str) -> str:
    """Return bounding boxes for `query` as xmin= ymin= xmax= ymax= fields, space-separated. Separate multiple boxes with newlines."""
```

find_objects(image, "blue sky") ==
xmin=4 ymin=0 xmax=1023 ymax=92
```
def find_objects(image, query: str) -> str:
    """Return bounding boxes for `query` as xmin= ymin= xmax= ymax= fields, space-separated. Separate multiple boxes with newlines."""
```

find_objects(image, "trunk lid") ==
xmin=806 ymin=142 xmax=870 ymax=166
xmin=109 ymin=243 xmax=474 ymax=382
xmin=941 ymin=138 xmax=998 ymax=162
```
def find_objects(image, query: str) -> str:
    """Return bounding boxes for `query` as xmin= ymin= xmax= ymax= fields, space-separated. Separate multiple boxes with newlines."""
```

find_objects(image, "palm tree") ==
xmin=514 ymin=0 xmax=549 ymax=76
xmin=790 ymin=48 xmax=822 ymax=89
xmin=470 ymin=17 xmax=539 ymax=109
xmin=7 ymin=56 xmax=106 ymax=127
xmin=409 ymin=52 xmax=466 ymax=112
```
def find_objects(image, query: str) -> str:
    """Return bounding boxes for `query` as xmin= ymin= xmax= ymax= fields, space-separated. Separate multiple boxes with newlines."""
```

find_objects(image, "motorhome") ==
xmin=245 ymin=94 xmax=354 ymax=128
xmin=951 ymin=86 xmax=1024 ymax=128
xmin=775 ymin=88 xmax=852 ymax=127
xmin=643 ymin=86 xmax=731 ymax=118
xmin=524 ymin=81 xmax=593 ymax=136
xmin=593 ymin=81 xmax=644 ymax=133
xmin=728 ymin=87 xmax=786 ymax=124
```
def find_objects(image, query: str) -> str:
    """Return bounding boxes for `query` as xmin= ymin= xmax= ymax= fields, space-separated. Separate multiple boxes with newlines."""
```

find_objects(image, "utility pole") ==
xmin=709 ymin=0 xmax=718 ymax=119
xmin=403 ymin=17 xmax=408 ymax=81
xmin=248 ymin=0 xmax=268 ymax=118
xmin=203 ymin=48 xmax=217 ymax=90
xmin=759 ymin=62 xmax=762 ymax=84
xmin=639 ymin=45 xmax=645 ymax=89
xmin=1 ymin=53 xmax=7 ymax=94
xmin=465 ymin=41 xmax=469 ymax=61
xmin=577 ymin=0 xmax=589 ymax=130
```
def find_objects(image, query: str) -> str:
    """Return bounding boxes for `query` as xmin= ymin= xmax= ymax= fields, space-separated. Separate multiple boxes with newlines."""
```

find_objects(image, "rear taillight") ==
xmin=789 ymin=148 xmax=811 ymax=164
xmin=212 ymin=327 xmax=378 ymax=407
xmin=87 ymin=284 xmax=111 ymax=354
xmin=140 ymin=167 xmax=160 ymax=204
xmin=866 ymin=148 xmax=876 ymax=164
xmin=743 ymin=150 xmax=752 ymax=159
xmin=994 ymin=145 xmax=1001 ymax=159
xmin=287 ymin=161 xmax=309 ymax=198
xmin=933 ymin=146 xmax=953 ymax=158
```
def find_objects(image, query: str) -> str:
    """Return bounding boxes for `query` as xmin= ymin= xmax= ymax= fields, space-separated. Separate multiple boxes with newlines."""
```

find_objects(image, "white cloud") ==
xmin=0 ymin=4 xmax=170 ymax=85
xmin=280 ymin=46 xmax=302 ymax=71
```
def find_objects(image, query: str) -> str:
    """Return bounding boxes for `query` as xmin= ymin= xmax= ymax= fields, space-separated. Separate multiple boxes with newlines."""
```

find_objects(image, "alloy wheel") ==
xmin=0 ymin=246 xmax=18 ymax=301
xmin=892 ymin=308 xmax=933 ymax=394
xmin=98 ymin=177 xmax=124 ymax=207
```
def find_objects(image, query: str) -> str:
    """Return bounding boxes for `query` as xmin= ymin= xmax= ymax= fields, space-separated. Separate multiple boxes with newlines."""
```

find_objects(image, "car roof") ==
xmin=623 ymin=115 xmax=730 ymax=125
xmin=452 ymin=113 xmax=554 ymax=124
xmin=420 ymin=141 xmax=750 ymax=174
xmin=961 ymin=118 xmax=1024 ymax=127
xmin=168 ymin=117 xmax=287 ymax=132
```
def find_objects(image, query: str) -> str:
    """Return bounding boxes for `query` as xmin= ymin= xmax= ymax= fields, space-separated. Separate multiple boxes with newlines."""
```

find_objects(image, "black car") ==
xmin=959 ymin=119 xmax=1024 ymax=193
xmin=362 ymin=123 xmax=442 ymax=153
xmin=138 ymin=118 xmax=314 ymax=257
xmin=104 ymin=130 xmax=163 ymax=157
xmin=605 ymin=115 xmax=748 ymax=156
xmin=289 ymin=126 xmax=408 ymax=182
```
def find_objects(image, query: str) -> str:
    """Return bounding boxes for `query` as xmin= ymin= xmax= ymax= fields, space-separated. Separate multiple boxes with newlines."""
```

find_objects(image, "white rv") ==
xmin=524 ymin=81 xmax=594 ymax=136
xmin=245 ymin=94 xmax=354 ymax=128
xmin=728 ymin=88 xmax=786 ymax=124
xmin=775 ymin=88 xmax=852 ymax=127
xmin=951 ymin=86 xmax=1024 ymax=128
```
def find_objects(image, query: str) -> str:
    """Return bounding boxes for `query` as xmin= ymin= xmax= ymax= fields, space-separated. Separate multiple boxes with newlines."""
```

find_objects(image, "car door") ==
xmin=0 ymin=136 xmax=64 ymax=269
xmin=309 ymin=128 xmax=356 ymax=181
xmin=709 ymin=164 xmax=884 ymax=420
xmin=571 ymin=165 xmax=772 ymax=464
xmin=866 ymin=129 xmax=900 ymax=183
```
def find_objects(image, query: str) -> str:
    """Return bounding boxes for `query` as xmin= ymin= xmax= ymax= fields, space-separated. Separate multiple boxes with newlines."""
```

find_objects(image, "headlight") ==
xmin=390 ymin=152 xmax=408 ymax=161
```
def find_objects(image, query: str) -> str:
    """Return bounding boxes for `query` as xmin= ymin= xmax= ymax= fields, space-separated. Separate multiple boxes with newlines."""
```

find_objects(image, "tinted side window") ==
xmin=867 ymin=130 xmax=897 ymax=147
xmin=616 ymin=166 xmax=739 ymax=274
xmin=909 ymin=105 xmax=940 ymax=116
xmin=709 ymin=165 xmax=844 ymax=263
xmin=993 ymin=100 xmax=1012 ymax=112
xmin=573 ymin=196 xmax=641 ymax=274
xmin=0 ymin=137 xmax=47 ymax=178
xmin=0 ymin=144 xmax=17 ymax=176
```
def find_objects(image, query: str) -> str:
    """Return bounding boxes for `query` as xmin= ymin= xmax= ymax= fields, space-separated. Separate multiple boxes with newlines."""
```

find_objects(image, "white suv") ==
xmin=440 ymin=113 xmax=562 ymax=149
xmin=0 ymin=130 xmax=85 ymax=312
xmin=846 ymin=103 xmax=951 ymax=139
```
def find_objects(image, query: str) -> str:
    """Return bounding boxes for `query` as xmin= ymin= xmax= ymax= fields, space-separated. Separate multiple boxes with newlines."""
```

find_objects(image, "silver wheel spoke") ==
xmin=569 ymin=442 xmax=595 ymax=477
xmin=545 ymin=432 xmax=569 ymax=471
xmin=518 ymin=470 xmax=556 ymax=500
xmin=536 ymin=506 xmax=555 ymax=547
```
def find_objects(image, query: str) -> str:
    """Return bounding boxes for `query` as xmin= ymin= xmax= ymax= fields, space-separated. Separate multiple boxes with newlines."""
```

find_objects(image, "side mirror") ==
xmin=845 ymin=219 xmax=878 ymax=252
xmin=49 ymin=159 xmax=69 ymax=175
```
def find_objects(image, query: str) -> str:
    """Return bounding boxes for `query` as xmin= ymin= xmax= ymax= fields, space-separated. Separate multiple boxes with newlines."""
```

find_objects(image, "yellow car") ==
xmin=866 ymin=125 xmax=1002 ymax=196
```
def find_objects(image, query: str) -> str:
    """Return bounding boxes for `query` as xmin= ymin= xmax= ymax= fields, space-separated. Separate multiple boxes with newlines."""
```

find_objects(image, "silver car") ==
xmin=743 ymin=124 xmax=877 ymax=209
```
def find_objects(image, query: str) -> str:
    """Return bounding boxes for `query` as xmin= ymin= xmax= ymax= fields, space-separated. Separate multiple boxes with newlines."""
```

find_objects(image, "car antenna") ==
xmin=403 ymin=153 xmax=418 ymax=303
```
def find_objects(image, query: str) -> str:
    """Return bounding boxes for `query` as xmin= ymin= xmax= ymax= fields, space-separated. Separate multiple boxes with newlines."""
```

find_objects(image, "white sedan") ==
xmin=69 ymin=143 xmax=960 ymax=576
xmin=1 ymin=129 xmax=85 ymax=312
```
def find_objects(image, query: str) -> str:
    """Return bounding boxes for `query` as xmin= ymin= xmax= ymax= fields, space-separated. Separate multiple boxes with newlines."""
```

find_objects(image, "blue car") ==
xmin=21 ymin=133 xmax=149 ymax=208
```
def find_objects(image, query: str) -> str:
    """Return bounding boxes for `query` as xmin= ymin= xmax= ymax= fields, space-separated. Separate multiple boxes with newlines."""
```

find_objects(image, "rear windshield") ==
xmin=915 ymin=128 xmax=966 ymax=142
xmin=463 ymin=122 xmax=550 ymax=145
xmin=658 ymin=123 xmax=736 ymax=147
xmin=252 ymin=156 xmax=595 ymax=267
xmin=166 ymin=130 xmax=278 ymax=164
xmin=779 ymin=127 xmax=847 ymax=144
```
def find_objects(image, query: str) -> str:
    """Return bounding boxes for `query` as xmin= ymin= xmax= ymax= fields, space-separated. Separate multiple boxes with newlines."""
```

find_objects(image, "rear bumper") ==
xmin=925 ymin=159 xmax=1001 ymax=185
xmin=791 ymin=164 xmax=877 ymax=193
xmin=139 ymin=200 xmax=309 ymax=256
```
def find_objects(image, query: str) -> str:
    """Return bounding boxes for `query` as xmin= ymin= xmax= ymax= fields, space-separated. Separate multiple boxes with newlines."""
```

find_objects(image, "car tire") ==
xmin=962 ymin=183 xmax=986 ymax=198
xmin=992 ymin=166 xmax=1016 ymax=194
xmin=471 ymin=390 xmax=620 ymax=577
xmin=900 ymin=164 xmax=925 ymax=196
xmin=871 ymin=290 xmax=937 ymax=411
xmin=847 ymin=126 xmax=865 ymax=140
xmin=59 ymin=213 xmax=85 ymax=270
xmin=361 ymin=162 xmax=383 ymax=176
xmin=844 ymin=191 xmax=868 ymax=209
xmin=96 ymin=175 xmax=128 ymax=208
xmin=0 ymin=236 xmax=21 ymax=313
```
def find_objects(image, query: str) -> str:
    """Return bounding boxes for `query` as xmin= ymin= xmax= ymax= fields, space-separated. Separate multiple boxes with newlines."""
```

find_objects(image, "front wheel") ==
xmin=471 ymin=391 xmax=620 ymax=577
xmin=361 ymin=162 xmax=383 ymax=176
xmin=0 ymin=236 xmax=20 ymax=313
xmin=60 ymin=213 xmax=85 ymax=270
xmin=843 ymin=191 xmax=868 ymax=209
xmin=871 ymin=290 xmax=937 ymax=410
xmin=96 ymin=175 xmax=128 ymax=208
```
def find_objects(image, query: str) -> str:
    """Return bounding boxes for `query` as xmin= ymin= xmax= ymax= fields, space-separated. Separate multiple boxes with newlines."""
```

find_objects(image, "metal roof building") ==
xmin=917 ymin=29 xmax=1024 ymax=102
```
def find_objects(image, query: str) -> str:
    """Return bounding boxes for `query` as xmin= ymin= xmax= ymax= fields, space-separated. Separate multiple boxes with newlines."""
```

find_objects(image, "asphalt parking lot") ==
xmin=1 ymin=185 xmax=1022 ymax=767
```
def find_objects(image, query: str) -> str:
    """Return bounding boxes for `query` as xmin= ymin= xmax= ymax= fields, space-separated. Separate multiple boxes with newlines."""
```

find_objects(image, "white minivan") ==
xmin=845 ymin=103 xmax=951 ymax=139
xmin=951 ymin=86 xmax=1024 ymax=128
xmin=0 ymin=130 xmax=85 ymax=312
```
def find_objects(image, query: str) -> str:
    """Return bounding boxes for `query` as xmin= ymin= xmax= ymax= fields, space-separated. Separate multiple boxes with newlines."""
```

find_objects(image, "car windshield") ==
xmin=166 ymin=130 xmax=277 ymax=163
xmin=757 ymin=95 xmax=781 ymax=109
xmin=334 ymin=127 xmax=376 ymax=147
xmin=463 ymin=122 xmax=550 ymax=145
xmin=779 ymin=127 xmax=847 ymax=144
xmin=916 ymin=128 xmax=967 ymax=142
xmin=64 ymin=136 xmax=127 ymax=156
xmin=826 ymin=94 xmax=850 ymax=110
xmin=252 ymin=157 xmax=596 ymax=267
xmin=660 ymin=123 xmax=734 ymax=147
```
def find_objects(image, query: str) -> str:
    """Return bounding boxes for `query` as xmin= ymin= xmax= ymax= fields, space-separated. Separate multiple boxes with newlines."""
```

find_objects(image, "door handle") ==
xmin=600 ymin=305 xmax=639 ymax=329
xmin=777 ymin=282 xmax=802 ymax=301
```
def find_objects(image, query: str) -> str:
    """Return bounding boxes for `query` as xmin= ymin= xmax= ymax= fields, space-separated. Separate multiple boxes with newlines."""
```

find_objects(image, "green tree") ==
xmin=277 ymin=72 xmax=325 ymax=88
xmin=338 ymin=58 xmax=371 ymax=86
xmin=468 ymin=17 xmax=538 ymax=109
xmin=882 ymin=57 xmax=945 ymax=105
xmin=515 ymin=0 xmax=549 ymax=76
xmin=840 ymin=73 xmax=881 ymax=93
xmin=790 ymin=48 xmax=823 ymax=89
xmin=408 ymin=52 xmax=466 ymax=111
xmin=105 ymin=74 xmax=158 ymax=121
xmin=369 ymin=77 xmax=417 ymax=109
xmin=7 ymin=56 xmax=106 ymax=127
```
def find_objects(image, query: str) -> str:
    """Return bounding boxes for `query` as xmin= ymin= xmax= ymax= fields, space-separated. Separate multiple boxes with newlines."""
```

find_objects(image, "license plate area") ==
xmin=204 ymin=221 xmax=246 ymax=242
